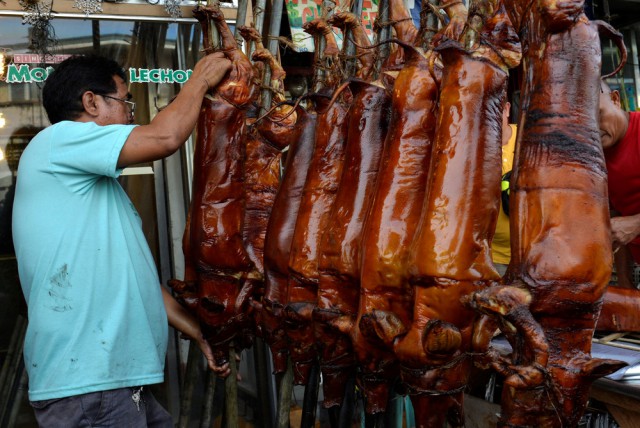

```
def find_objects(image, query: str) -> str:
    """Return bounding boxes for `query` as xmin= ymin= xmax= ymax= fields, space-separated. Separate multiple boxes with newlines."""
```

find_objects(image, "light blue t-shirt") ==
xmin=12 ymin=121 xmax=168 ymax=401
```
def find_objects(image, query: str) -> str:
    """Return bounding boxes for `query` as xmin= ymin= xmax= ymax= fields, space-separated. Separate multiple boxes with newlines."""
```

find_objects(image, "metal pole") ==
xmin=300 ymin=363 xmax=321 ymax=428
xmin=0 ymin=316 xmax=26 ymax=426
xmin=252 ymin=339 xmax=276 ymax=428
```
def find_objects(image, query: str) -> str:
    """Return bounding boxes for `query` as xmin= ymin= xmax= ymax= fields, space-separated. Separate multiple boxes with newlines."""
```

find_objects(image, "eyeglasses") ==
xmin=98 ymin=94 xmax=136 ymax=116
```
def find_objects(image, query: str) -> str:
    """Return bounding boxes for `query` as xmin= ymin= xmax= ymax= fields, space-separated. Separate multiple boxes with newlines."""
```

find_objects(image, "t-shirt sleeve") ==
xmin=50 ymin=122 xmax=136 ymax=178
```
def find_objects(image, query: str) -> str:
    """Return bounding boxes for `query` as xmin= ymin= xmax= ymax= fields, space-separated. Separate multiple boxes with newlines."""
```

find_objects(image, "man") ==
xmin=599 ymin=81 xmax=640 ymax=288
xmin=12 ymin=53 xmax=231 ymax=426
xmin=492 ymin=102 xmax=517 ymax=276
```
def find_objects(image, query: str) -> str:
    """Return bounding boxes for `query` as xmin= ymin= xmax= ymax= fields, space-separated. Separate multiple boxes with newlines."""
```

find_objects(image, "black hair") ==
xmin=42 ymin=55 xmax=127 ymax=124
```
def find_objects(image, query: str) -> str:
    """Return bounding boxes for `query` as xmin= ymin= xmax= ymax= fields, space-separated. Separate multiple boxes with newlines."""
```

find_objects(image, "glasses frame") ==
xmin=98 ymin=94 xmax=136 ymax=116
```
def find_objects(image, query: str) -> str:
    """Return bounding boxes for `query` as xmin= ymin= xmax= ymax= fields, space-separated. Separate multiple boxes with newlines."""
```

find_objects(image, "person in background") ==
xmin=492 ymin=101 xmax=517 ymax=276
xmin=12 ymin=53 xmax=231 ymax=427
xmin=599 ymin=80 xmax=640 ymax=289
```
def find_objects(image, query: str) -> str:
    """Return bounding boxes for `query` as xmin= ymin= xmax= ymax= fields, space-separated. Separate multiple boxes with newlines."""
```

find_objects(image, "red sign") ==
xmin=13 ymin=54 xmax=71 ymax=64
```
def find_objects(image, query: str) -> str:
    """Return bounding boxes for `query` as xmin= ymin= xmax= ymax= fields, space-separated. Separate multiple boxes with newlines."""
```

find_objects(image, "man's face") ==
xmin=599 ymin=86 xmax=627 ymax=150
xmin=95 ymin=75 xmax=134 ymax=126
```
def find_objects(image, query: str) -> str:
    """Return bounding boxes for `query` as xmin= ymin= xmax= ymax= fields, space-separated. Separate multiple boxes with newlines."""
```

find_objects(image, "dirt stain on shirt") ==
xmin=46 ymin=264 xmax=73 ymax=312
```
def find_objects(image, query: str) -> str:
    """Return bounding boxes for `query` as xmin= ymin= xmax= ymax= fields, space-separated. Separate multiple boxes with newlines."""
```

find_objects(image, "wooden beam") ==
xmin=1 ymin=0 xmax=237 ymax=21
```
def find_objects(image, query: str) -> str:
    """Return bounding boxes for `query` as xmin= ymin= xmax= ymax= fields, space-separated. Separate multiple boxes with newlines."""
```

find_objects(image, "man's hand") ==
xmin=162 ymin=287 xmax=233 ymax=377
xmin=196 ymin=335 xmax=231 ymax=378
xmin=191 ymin=51 xmax=232 ymax=91
xmin=611 ymin=213 xmax=640 ymax=248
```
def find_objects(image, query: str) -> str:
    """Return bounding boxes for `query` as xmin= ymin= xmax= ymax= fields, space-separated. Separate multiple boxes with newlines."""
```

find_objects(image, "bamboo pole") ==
xmin=233 ymin=0 xmax=250 ymax=45
xmin=225 ymin=347 xmax=239 ymax=428
xmin=258 ymin=0 xmax=285 ymax=115
xmin=200 ymin=369 xmax=217 ymax=428
xmin=373 ymin=0 xmax=390 ymax=78
xmin=276 ymin=358 xmax=294 ymax=428
xmin=343 ymin=0 xmax=365 ymax=77
xmin=178 ymin=341 xmax=201 ymax=428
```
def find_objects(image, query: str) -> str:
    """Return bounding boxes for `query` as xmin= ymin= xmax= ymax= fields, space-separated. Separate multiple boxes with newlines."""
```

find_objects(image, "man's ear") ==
xmin=611 ymin=90 xmax=621 ymax=108
xmin=81 ymin=91 xmax=100 ymax=117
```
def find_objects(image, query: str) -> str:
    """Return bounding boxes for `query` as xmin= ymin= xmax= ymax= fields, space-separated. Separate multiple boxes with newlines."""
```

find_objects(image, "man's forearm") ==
xmin=149 ymin=78 xmax=209 ymax=149
xmin=161 ymin=286 xmax=201 ymax=340
xmin=611 ymin=212 xmax=640 ymax=246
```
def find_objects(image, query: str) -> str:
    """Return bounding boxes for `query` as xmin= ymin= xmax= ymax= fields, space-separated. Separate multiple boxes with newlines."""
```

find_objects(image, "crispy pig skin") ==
xmin=597 ymin=287 xmax=640 ymax=332
xmin=262 ymin=108 xmax=317 ymax=374
xmin=315 ymin=79 xmax=391 ymax=408
xmin=169 ymin=4 xmax=257 ymax=364
xmin=351 ymin=45 xmax=438 ymax=415
xmin=286 ymin=96 xmax=350 ymax=384
xmin=467 ymin=3 xmax=627 ymax=426
xmin=400 ymin=39 xmax=505 ymax=427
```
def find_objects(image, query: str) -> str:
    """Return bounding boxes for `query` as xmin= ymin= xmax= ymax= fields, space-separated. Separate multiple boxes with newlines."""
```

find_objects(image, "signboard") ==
xmin=4 ymin=64 xmax=55 ymax=83
xmin=285 ymin=0 xmax=379 ymax=53
xmin=129 ymin=68 xmax=193 ymax=84
xmin=13 ymin=54 xmax=71 ymax=64
xmin=2 ymin=64 xmax=193 ymax=84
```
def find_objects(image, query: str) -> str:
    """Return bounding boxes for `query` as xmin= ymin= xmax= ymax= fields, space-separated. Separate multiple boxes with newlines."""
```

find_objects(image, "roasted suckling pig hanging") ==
xmin=242 ymin=27 xmax=312 ymax=370
xmin=259 ymin=69 xmax=326 ymax=379
xmin=351 ymin=43 xmax=439 ymax=416
xmin=328 ymin=1 xmax=422 ymax=415
xmin=241 ymin=31 xmax=296 ymax=333
xmin=169 ymin=4 xmax=258 ymax=365
xmin=466 ymin=1 xmax=628 ymax=426
xmin=314 ymin=12 xmax=389 ymax=408
xmin=261 ymin=105 xmax=316 ymax=374
xmin=285 ymin=17 xmax=351 ymax=385
xmin=376 ymin=3 xmax=520 ymax=425
xmin=597 ymin=286 xmax=640 ymax=332
xmin=313 ymin=10 xmax=391 ymax=410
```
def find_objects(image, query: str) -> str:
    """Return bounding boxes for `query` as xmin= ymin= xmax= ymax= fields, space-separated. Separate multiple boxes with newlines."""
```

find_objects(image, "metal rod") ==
xmin=338 ymin=374 xmax=356 ymax=428
xmin=0 ymin=316 xmax=26 ymax=426
xmin=6 ymin=362 xmax=27 ymax=428
xmin=301 ymin=363 xmax=321 ymax=428
xmin=92 ymin=19 xmax=101 ymax=53
xmin=253 ymin=339 xmax=275 ymax=428
xmin=364 ymin=412 xmax=385 ymax=428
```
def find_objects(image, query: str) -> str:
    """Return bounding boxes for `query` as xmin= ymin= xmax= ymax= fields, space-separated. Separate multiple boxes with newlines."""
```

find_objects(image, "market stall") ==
xmin=1 ymin=0 xmax=640 ymax=427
